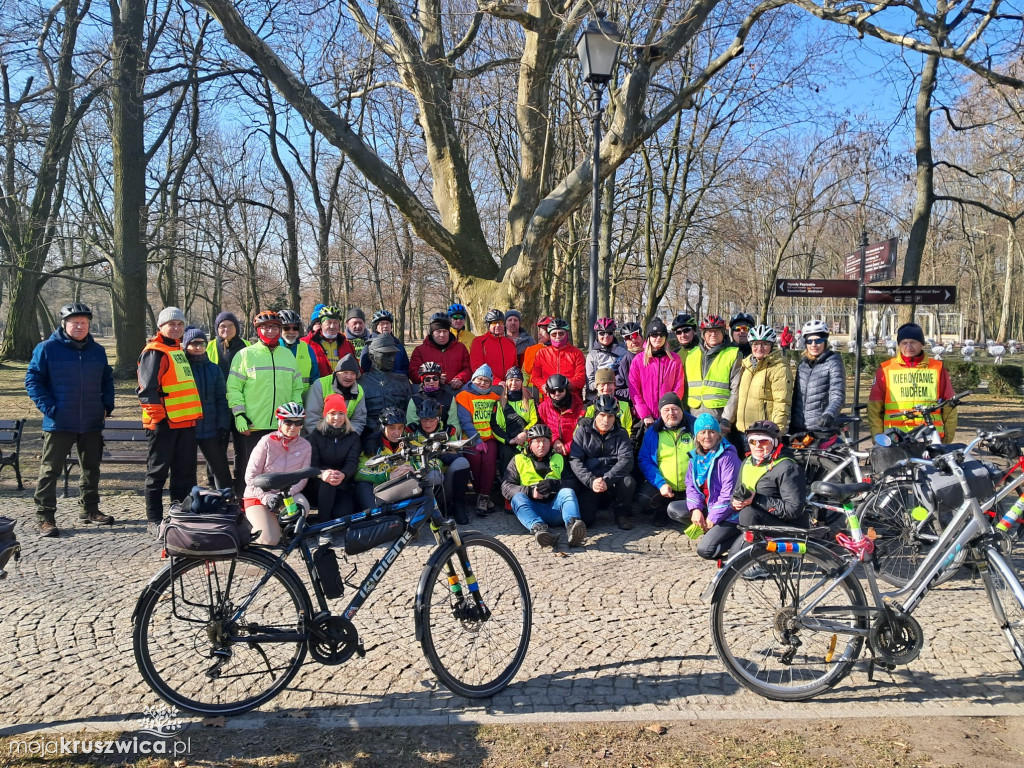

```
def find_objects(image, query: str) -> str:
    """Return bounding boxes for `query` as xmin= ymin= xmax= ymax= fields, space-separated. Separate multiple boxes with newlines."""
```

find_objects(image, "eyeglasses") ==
xmin=422 ymin=375 xmax=440 ymax=382
xmin=281 ymin=419 xmax=304 ymax=427
xmin=748 ymin=437 xmax=775 ymax=447
xmin=597 ymin=330 xmax=614 ymax=337
xmin=732 ymin=325 xmax=750 ymax=333
xmin=805 ymin=337 xmax=826 ymax=345
xmin=282 ymin=325 xmax=300 ymax=332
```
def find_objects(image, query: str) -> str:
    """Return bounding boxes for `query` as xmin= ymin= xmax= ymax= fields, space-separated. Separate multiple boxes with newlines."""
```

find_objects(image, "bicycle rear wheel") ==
xmin=133 ymin=549 xmax=312 ymax=716
xmin=981 ymin=545 xmax=1024 ymax=669
xmin=417 ymin=533 xmax=531 ymax=698
xmin=801 ymin=451 xmax=857 ymax=531
xmin=710 ymin=543 xmax=867 ymax=701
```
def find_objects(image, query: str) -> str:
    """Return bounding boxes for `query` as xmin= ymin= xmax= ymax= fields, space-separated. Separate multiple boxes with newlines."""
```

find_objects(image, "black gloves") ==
xmin=817 ymin=413 xmax=835 ymax=429
xmin=535 ymin=478 xmax=561 ymax=498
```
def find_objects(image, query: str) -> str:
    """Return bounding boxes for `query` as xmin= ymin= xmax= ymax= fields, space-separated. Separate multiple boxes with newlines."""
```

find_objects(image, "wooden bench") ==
xmin=0 ymin=418 xmax=26 ymax=489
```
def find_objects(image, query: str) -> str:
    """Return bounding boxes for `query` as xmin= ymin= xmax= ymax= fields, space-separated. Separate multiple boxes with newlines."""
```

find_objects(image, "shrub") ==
xmin=942 ymin=360 xmax=981 ymax=392
xmin=840 ymin=352 xmax=882 ymax=378
xmin=987 ymin=365 xmax=1024 ymax=398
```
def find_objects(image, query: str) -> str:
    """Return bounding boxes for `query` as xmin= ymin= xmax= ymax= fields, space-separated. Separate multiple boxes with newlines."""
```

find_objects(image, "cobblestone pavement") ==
xmin=2 ymin=489 xmax=1024 ymax=734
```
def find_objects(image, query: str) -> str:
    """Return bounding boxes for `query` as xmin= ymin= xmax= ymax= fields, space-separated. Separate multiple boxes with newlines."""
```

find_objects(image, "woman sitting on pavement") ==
xmin=455 ymin=364 xmax=503 ymax=514
xmin=407 ymin=398 xmax=472 ymax=524
xmin=502 ymin=424 xmax=586 ymax=548
xmin=243 ymin=402 xmax=315 ymax=546
xmin=354 ymin=407 xmax=415 ymax=511
xmin=307 ymin=394 xmax=361 ymax=522
xmin=679 ymin=413 xmax=742 ymax=560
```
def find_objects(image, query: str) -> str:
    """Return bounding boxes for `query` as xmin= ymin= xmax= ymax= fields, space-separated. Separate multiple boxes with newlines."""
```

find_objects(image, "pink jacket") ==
xmin=627 ymin=350 xmax=686 ymax=420
xmin=244 ymin=432 xmax=313 ymax=504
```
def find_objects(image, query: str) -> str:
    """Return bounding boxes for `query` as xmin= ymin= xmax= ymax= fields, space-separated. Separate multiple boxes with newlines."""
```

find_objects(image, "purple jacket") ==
xmin=685 ymin=441 xmax=741 ymax=525
xmin=627 ymin=350 xmax=685 ymax=421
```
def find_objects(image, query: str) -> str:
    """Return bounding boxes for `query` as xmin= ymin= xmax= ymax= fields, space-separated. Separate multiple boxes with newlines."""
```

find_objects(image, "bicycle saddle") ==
xmin=253 ymin=466 xmax=321 ymax=491
xmin=810 ymin=481 xmax=873 ymax=502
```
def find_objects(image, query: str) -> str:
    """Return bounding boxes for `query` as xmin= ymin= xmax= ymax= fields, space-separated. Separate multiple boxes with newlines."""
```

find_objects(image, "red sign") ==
xmin=864 ymin=286 xmax=956 ymax=305
xmin=844 ymin=237 xmax=898 ymax=284
xmin=775 ymin=279 xmax=859 ymax=298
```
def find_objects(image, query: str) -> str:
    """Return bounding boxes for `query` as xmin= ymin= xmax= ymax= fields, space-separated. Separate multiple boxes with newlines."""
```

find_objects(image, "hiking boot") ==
xmin=80 ymin=511 xmax=114 ymax=526
xmin=567 ymin=518 xmax=587 ymax=547
xmin=652 ymin=510 xmax=670 ymax=527
xmin=531 ymin=523 xmax=555 ymax=547
xmin=475 ymin=495 xmax=491 ymax=516
xmin=38 ymin=521 xmax=60 ymax=538
xmin=614 ymin=515 xmax=634 ymax=531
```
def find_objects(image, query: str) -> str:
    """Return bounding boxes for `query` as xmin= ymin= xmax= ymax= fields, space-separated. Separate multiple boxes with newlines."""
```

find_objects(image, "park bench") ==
xmin=0 ymin=418 xmax=26 ymax=489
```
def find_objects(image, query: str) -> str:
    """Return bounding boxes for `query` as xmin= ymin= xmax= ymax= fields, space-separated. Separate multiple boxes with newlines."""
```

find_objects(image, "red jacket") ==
xmin=537 ymin=393 xmax=586 ymax=451
xmin=301 ymin=330 xmax=356 ymax=378
xmin=409 ymin=334 xmax=471 ymax=385
xmin=470 ymin=333 xmax=518 ymax=382
xmin=532 ymin=344 xmax=587 ymax=394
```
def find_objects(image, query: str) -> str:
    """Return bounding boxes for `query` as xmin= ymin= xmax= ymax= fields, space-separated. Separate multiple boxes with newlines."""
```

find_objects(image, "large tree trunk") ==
xmin=109 ymin=0 xmax=150 ymax=375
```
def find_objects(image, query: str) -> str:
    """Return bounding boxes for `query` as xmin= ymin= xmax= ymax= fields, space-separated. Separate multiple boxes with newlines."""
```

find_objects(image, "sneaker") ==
xmin=567 ymin=519 xmax=587 ymax=547
xmin=475 ymin=495 xmax=491 ymax=516
xmin=38 ymin=521 xmax=60 ymax=538
xmin=146 ymin=521 xmax=162 ymax=539
xmin=741 ymin=563 xmax=771 ymax=581
xmin=531 ymin=524 xmax=555 ymax=547
xmin=80 ymin=511 xmax=114 ymax=526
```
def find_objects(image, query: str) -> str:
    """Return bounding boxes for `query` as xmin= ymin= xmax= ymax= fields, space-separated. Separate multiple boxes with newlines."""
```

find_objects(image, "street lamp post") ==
xmin=576 ymin=11 xmax=621 ymax=349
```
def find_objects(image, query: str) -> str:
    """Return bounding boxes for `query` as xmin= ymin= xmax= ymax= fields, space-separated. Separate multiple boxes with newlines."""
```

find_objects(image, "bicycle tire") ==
xmin=860 ymin=478 xmax=964 ymax=587
xmin=133 ymin=549 xmax=312 ymax=716
xmin=417 ymin=533 xmax=531 ymax=698
xmin=981 ymin=545 xmax=1024 ymax=670
xmin=709 ymin=541 xmax=867 ymax=701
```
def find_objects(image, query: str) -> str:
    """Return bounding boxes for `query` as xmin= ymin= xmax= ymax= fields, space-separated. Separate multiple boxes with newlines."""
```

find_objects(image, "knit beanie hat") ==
xmin=158 ymin=307 xmax=185 ymax=327
xmin=472 ymin=364 xmax=493 ymax=381
xmin=310 ymin=303 xmax=325 ymax=326
xmin=694 ymin=413 xmax=721 ymax=434
xmin=214 ymin=311 xmax=241 ymax=336
xmin=658 ymin=393 xmax=682 ymax=410
xmin=505 ymin=309 xmax=522 ymax=321
xmin=896 ymin=323 xmax=926 ymax=345
xmin=646 ymin=318 xmax=668 ymax=337
xmin=334 ymin=353 xmax=361 ymax=374
xmin=347 ymin=307 xmax=366 ymax=321
xmin=182 ymin=327 xmax=207 ymax=348
xmin=595 ymin=367 xmax=616 ymax=385
xmin=323 ymin=394 xmax=348 ymax=415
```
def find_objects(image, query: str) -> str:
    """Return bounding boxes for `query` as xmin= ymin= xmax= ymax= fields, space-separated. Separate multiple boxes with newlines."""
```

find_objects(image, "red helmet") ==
xmin=594 ymin=317 xmax=616 ymax=333
xmin=699 ymin=314 xmax=727 ymax=330
xmin=253 ymin=311 xmax=282 ymax=328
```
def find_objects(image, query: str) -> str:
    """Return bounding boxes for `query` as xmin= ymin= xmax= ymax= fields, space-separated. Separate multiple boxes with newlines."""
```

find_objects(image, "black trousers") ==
xmin=145 ymin=422 xmax=197 ymax=522
xmin=565 ymin=474 xmax=636 ymax=526
xmin=197 ymin=436 xmax=233 ymax=491
xmin=34 ymin=430 xmax=104 ymax=523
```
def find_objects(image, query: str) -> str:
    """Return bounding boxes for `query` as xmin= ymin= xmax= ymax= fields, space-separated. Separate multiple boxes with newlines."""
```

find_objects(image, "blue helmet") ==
xmin=447 ymin=302 xmax=467 ymax=316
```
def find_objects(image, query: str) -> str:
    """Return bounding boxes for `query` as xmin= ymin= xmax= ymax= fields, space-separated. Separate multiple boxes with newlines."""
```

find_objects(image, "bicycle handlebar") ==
xmin=364 ymin=434 xmax=480 ymax=469
xmin=899 ymin=390 xmax=972 ymax=420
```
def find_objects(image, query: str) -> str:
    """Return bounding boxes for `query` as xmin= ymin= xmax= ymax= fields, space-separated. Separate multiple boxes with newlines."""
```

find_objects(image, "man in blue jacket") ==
xmin=26 ymin=303 xmax=116 ymax=537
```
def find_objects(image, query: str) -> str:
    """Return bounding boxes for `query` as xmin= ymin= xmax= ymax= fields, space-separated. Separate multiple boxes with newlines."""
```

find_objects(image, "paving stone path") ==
xmin=2 ymin=491 xmax=1024 ymax=733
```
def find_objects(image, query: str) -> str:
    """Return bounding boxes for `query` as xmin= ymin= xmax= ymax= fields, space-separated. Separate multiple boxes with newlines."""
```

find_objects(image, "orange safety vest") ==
xmin=142 ymin=338 xmax=203 ymax=428
xmin=880 ymin=357 xmax=945 ymax=439
xmin=455 ymin=388 xmax=500 ymax=440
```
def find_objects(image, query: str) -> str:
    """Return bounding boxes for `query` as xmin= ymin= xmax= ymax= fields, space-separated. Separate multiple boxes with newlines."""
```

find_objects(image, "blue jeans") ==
xmin=511 ymin=488 xmax=581 ymax=532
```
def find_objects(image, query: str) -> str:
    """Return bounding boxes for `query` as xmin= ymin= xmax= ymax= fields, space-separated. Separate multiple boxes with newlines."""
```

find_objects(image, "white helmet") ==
xmin=748 ymin=324 xmax=777 ymax=343
xmin=802 ymin=319 xmax=830 ymax=338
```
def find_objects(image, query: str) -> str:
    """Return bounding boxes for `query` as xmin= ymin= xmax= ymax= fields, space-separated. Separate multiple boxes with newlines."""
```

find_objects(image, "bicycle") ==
xmin=131 ymin=433 xmax=532 ymax=716
xmin=704 ymin=428 xmax=1024 ymax=701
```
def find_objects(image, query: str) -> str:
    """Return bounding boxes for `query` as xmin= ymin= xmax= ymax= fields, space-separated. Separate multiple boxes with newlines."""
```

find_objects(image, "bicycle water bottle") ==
xmin=280 ymin=495 xmax=301 ymax=523
xmin=995 ymin=494 xmax=1024 ymax=532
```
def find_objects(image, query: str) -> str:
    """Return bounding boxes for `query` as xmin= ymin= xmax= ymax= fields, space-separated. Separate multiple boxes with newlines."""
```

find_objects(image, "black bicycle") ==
xmin=131 ymin=434 xmax=532 ymax=716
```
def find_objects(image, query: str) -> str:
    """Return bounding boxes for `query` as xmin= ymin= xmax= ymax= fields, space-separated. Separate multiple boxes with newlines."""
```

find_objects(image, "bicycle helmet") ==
xmin=505 ymin=366 xmax=524 ymax=381
xmin=594 ymin=317 xmax=616 ymax=333
xmin=317 ymin=305 xmax=343 ymax=321
xmin=548 ymin=317 xmax=570 ymax=332
xmin=447 ymin=302 xmax=467 ymax=316
xmin=484 ymin=308 xmax=505 ymax=324
xmin=730 ymin=312 xmax=755 ymax=329
xmin=254 ymin=310 xmax=283 ymax=327
xmin=671 ymin=313 xmax=696 ymax=332
xmin=525 ymin=423 xmax=552 ymax=441
xmin=275 ymin=402 xmax=305 ymax=421
xmin=428 ymin=311 xmax=451 ymax=329
xmin=277 ymin=309 xmax=302 ymax=329
xmin=593 ymin=394 xmax=619 ymax=414
xmin=418 ymin=361 xmax=443 ymax=377
xmin=378 ymin=406 xmax=407 ymax=427
xmin=746 ymin=420 xmax=782 ymax=442
xmin=536 ymin=316 xmax=555 ymax=328
xmin=60 ymin=303 xmax=92 ymax=321
xmin=748 ymin=324 xmax=778 ymax=343
xmin=700 ymin=314 xmax=727 ymax=330
xmin=802 ymin=319 xmax=830 ymax=338
xmin=620 ymin=321 xmax=642 ymax=337
xmin=415 ymin=399 xmax=443 ymax=420
xmin=545 ymin=374 xmax=570 ymax=392
xmin=371 ymin=309 xmax=394 ymax=327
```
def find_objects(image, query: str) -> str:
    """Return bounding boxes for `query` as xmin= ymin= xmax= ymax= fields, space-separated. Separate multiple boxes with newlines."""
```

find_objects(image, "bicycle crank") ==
xmin=868 ymin=606 xmax=924 ymax=666
xmin=307 ymin=612 xmax=363 ymax=665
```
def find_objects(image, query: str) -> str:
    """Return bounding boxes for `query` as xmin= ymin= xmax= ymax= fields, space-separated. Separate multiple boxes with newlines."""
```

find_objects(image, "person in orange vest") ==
xmin=137 ymin=307 xmax=203 ymax=531
xmin=455 ymin=364 xmax=502 ymax=514
xmin=868 ymin=322 xmax=958 ymax=443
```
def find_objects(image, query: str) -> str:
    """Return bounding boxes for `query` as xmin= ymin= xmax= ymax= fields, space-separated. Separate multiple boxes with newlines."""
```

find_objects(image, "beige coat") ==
xmin=737 ymin=350 xmax=793 ymax=433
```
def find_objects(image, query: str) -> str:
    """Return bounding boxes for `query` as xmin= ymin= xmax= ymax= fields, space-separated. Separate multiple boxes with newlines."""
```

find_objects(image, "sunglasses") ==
xmin=648 ymin=333 xmax=667 ymax=339
xmin=282 ymin=325 xmax=300 ymax=331
xmin=281 ymin=419 xmax=304 ymax=427
xmin=597 ymin=330 xmax=614 ymax=337
xmin=624 ymin=332 xmax=642 ymax=340
xmin=676 ymin=328 xmax=694 ymax=334
xmin=732 ymin=325 xmax=750 ymax=333
xmin=548 ymin=387 xmax=566 ymax=394
xmin=805 ymin=337 xmax=827 ymax=345
xmin=422 ymin=375 xmax=441 ymax=382
xmin=748 ymin=437 xmax=775 ymax=447
xmin=450 ymin=314 xmax=465 ymax=321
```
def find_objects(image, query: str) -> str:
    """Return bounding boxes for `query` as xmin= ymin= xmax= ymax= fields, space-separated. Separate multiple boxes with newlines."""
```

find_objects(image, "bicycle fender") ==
xmin=700 ymin=538 xmax=837 ymax=602
xmin=700 ymin=544 xmax=754 ymax=601
xmin=413 ymin=530 xmax=482 ymax=642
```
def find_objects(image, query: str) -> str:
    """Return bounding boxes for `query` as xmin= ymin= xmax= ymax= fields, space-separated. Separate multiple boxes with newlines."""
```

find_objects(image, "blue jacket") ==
xmin=638 ymin=413 xmax=697 ymax=490
xmin=188 ymin=354 xmax=231 ymax=440
xmin=26 ymin=329 xmax=115 ymax=433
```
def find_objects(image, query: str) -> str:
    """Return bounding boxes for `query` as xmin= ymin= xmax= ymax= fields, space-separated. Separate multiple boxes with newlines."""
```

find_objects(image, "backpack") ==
xmin=0 ymin=517 xmax=20 ymax=578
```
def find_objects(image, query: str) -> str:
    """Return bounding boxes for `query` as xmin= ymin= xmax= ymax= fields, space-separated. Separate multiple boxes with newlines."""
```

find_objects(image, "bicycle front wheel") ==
xmin=710 ymin=543 xmax=867 ymax=701
xmin=133 ymin=549 xmax=312 ymax=716
xmin=982 ymin=545 xmax=1024 ymax=669
xmin=417 ymin=533 xmax=531 ymax=698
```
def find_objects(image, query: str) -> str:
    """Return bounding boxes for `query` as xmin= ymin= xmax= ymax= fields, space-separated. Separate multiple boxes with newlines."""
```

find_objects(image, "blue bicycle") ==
xmin=132 ymin=434 xmax=532 ymax=716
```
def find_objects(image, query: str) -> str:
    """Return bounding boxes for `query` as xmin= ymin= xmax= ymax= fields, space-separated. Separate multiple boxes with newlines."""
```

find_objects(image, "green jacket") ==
xmin=226 ymin=342 xmax=304 ymax=431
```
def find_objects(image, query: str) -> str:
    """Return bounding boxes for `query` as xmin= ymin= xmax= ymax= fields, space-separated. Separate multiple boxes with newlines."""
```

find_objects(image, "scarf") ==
xmin=269 ymin=428 xmax=297 ymax=451
xmin=691 ymin=441 xmax=726 ymax=488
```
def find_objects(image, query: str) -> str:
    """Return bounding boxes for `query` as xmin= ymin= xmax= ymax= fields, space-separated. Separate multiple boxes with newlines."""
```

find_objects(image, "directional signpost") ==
xmin=844 ymin=237 xmax=898 ymax=284
xmin=775 ymin=279 xmax=859 ymax=298
xmin=864 ymin=285 xmax=957 ymax=305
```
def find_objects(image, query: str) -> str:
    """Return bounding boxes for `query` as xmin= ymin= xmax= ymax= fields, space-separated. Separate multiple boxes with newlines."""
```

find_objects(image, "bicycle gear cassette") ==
xmin=307 ymin=613 xmax=361 ymax=665
xmin=869 ymin=608 xmax=924 ymax=666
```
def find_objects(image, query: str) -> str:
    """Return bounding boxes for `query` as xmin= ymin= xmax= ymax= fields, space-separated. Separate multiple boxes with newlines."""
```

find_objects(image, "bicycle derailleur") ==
xmin=307 ymin=612 xmax=365 ymax=665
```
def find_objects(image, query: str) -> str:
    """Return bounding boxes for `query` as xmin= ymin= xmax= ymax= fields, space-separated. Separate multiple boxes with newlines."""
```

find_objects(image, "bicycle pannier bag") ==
xmin=345 ymin=514 xmax=406 ymax=555
xmin=313 ymin=545 xmax=345 ymax=599
xmin=161 ymin=488 xmax=252 ymax=559
xmin=923 ymin=460 xmax=1000 ymax=525
xmin=373 ymin=474 xmax=422 ymax=505
xmin=0 ymin=516 xmax=19 ymax=573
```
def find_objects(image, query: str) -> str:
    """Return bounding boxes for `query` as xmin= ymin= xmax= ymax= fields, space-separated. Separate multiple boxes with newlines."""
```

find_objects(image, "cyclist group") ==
xmin=26 ymin=301 xmax=959 ymax=558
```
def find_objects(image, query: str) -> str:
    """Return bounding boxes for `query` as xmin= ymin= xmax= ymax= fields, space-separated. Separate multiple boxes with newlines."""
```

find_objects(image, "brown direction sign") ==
xmin=775 ymin=279 xmax=859 ymax=298
xmin=863 ymin=285 xmax=957 ymax=305
xmin=844 ymin=237 xmax=898 ymax=284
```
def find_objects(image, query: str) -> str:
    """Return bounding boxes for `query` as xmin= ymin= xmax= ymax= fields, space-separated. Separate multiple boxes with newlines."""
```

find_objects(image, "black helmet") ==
xmin=378 ymin=407 xmax=406 ymax=427
xmin=646 ymin=318 xmax=668 ymax=337
xmin=746 ymin=419 xmax=782 ymax=442
xmin=416 ymin=399 xmax=443 ymax=420
xmin=730 ymin=312 xmax=755 ymax=328
xmin=60 ymin=303 xmax=92 ymax=321
xmin=505 ymin=366 xmax=524 ymax=381
xmin=593 ymin=394 xmax=619 ymax=414
xmin=428 ymin=311 xmax=451 ymax=329
xmin=548 ymin=317 xmax=570 ymax=332
xmin=545 ymin=374 xmax=570 ymax=393
xmin=484 ymin=308 xmax=505 ymax=324
xmin=671 ymin=313 xmax=696 ymax=332
xmin=525 ymin=424 xmax=552 ymax=441
xmin=371 ymin=309 xmax=394 ymax=328
xmin=418 ymin=361 xmax=443 ymax=377
xmin=277 ymin=309 xmax=302 ymax=329
xmin=620 ymin=321 xmax=642 ymax=337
